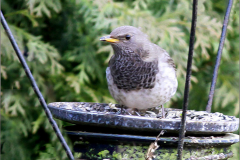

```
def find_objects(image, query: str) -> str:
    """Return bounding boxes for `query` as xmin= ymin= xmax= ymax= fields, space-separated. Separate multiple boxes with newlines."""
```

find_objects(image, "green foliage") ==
xmin=1 ymin=0 xmax=239 ymax=159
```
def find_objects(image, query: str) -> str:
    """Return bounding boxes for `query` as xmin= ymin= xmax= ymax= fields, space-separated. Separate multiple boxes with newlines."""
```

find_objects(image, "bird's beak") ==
xmin=100 ymin=35 xmax=119 ymax=43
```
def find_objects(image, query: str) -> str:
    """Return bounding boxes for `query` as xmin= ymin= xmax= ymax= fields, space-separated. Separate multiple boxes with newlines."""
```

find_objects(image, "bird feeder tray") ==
xmin=48 ymin=102 xmax=239 ymax=135
xmin=64 ymin=124 xmax=239 ymax=159
xmin=66 ymin=129 xmax=238 ymax=159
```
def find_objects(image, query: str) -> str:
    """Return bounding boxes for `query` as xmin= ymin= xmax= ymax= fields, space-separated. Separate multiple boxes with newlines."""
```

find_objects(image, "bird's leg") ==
xmin=161 ymin=105 xmax=165 ymax=118
xmin=125 ymin=108 xmax=142 ymax=116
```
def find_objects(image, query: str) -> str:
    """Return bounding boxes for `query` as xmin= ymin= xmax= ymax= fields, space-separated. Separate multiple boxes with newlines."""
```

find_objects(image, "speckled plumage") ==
xmin=109 ymin=49 xmax=158 ymax=91
xmin=101 ymin=26 xmax=178 ymax=110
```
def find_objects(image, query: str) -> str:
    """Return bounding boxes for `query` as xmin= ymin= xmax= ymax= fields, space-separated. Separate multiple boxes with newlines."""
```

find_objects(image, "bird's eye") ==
xmin=125 ymin=35 xmax=131 ymax=40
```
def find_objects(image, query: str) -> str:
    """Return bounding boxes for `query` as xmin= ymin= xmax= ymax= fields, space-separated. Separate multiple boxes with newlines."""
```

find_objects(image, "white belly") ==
xmin=106 ymin=63 xmax=178 ymax=110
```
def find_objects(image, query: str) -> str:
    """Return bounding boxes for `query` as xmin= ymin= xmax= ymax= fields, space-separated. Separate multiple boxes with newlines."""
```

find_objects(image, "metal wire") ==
xmin=1 ymin=11 xmax=75 ymax=160
xmin=206 ymin=0 xmax=233 ymax=113
xmin=177 ymin=0 xmax=198 ymax=159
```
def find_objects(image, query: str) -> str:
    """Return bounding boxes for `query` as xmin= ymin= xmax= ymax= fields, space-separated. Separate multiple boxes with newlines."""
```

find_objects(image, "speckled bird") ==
xmin=100 ymin=26 xmax=178 ymax=118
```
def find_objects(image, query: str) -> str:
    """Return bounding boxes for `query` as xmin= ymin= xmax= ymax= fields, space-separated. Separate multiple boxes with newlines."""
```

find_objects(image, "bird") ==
xmin=100 ymin=26 xmax=178 ymax=118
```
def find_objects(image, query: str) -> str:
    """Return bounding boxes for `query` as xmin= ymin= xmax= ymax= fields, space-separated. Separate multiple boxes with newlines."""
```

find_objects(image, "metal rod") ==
xmin=206 ymin=0 xmax=233 ymax=113
xmin=1 ymin=11 xmax=75 ymax=160
xmin=177 ymin=0 xmax=198 ymax=159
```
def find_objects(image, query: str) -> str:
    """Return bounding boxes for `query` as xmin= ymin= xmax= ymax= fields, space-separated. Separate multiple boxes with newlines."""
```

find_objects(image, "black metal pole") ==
xmin=1 ymin=11 xmax=75 ymax=160
xmin=177 ymin=0 xmax=198 ymax=159
xmin=206 ymin=0 xmax=233 ymax=113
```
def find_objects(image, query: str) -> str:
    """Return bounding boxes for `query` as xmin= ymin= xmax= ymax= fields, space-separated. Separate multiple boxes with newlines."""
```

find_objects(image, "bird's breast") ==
xmin=109 ymin=54 xmax=159 ymax=91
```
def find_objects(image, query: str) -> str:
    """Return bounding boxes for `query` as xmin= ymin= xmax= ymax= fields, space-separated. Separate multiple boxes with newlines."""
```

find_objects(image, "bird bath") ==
xmin=48 ymin=102 xmax=239 ymax=159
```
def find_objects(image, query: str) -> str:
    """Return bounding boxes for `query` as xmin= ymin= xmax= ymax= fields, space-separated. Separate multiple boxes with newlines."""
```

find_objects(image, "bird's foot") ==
xmin=113 ymin=105 xmax=132 ymax=115
xmin=108 ymin=103 xmax=143 ymax=116
xmin=118 ymin=107 xmax=141 ymax=116
xmin=128 ymin=108 xmax=144 ymax=116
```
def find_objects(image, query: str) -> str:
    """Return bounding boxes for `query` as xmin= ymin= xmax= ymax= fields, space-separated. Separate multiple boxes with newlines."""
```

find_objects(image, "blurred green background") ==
xmin=1 ymin=0 xmax=239 ymax=159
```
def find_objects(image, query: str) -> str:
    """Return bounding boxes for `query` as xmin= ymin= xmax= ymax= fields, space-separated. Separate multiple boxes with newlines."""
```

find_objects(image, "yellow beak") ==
xmin=100 ymin=35 xmax=119 ymax=43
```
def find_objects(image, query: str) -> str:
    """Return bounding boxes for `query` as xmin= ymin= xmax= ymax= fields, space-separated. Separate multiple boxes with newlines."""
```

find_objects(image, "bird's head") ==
xmin=100 ymin=26 xmax=150 ymax=56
